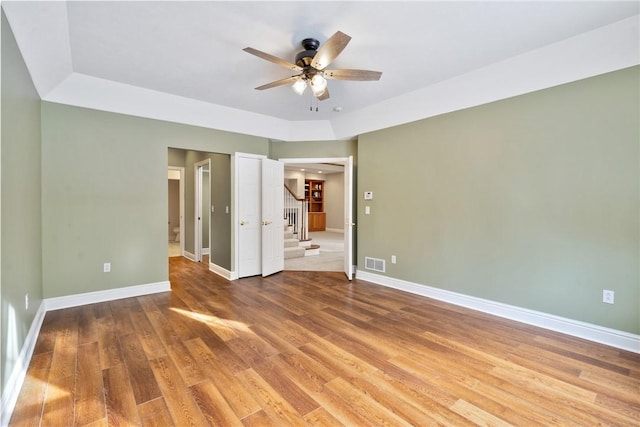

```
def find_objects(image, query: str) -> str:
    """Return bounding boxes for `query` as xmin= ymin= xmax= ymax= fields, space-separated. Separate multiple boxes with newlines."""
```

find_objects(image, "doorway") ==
xmin=194 ymin=160 xmax=210 ymax=262
xmin=280 ymin=156 xmax=354 ymax=280
xmin=168 ymin=167 xmax=184 ymax=257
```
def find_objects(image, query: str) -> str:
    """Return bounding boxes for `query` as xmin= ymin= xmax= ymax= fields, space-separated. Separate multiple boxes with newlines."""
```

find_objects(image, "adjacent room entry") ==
xmin=168 ymin=167 xmax=184 ymax=257
xmin=280 ymin=156 xmax=354 ymax=280
xmin=194 ymin=160 xmax=210 ymax=262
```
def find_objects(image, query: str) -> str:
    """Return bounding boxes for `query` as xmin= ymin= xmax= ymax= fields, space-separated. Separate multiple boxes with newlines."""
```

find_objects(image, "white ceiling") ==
xmin=3 ymin=1 xmax=639 ymax=141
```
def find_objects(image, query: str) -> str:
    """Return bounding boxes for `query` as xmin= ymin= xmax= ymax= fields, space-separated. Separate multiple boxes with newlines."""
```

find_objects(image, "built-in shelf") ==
xmin=305 ymin=179 xmax=325 ymax=231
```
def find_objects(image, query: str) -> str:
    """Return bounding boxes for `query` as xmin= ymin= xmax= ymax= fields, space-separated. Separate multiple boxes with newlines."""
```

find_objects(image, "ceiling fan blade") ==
xmin=323 ymin=69 xmax=382 ymax=81
xmin=243 ymin=47 xmax=302 ymax=71
xmin=255 ymin=75 xmax=300 ymax=90
xmin=316 ymin=88 xmax=330 ymax=101
xmin=310 ymin=31 xmax=351 ymax=70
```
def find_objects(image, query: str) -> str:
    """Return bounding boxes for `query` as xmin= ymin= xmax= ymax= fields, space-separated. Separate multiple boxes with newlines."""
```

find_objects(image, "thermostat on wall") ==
xmin=364 ymin=191 xmax=373 ymax=200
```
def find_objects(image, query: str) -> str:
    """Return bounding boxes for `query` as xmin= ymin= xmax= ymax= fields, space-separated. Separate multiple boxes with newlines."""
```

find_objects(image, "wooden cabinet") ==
xmin=305 ymin=179 xmax=324 ymax=212
xmin=308 ymin=212 xmax=326 ymax=232
xmin=305 ymin=179 xmax=325 ymax=231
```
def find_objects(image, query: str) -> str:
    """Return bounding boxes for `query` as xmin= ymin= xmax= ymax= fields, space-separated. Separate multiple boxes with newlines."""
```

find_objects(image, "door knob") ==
xmin=262 ymin=220 xmax=272 ymax=226
xmin=240 ymin=221 xmax=247 ymax=226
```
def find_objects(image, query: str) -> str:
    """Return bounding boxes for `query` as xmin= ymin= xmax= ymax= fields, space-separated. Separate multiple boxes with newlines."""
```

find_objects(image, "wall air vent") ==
xmin=364 ymin=257 xmax=385 ymax=273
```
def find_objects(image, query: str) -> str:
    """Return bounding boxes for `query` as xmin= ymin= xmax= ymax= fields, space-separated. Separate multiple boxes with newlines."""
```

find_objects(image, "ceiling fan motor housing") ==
xmin=295 ymin=38 xmax=320 ymax=67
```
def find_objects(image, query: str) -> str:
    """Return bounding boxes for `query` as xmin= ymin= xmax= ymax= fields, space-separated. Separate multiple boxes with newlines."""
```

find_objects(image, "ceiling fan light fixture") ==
xmin=310 ymin=74 xmax=327 ymax=96
xmin=292 ymin=78 xmax=307 ymax=95
xmin=244 ymin=31 xmax=382 ymax=103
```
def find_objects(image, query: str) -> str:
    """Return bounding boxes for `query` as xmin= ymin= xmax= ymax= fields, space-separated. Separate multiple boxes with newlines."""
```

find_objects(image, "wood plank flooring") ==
xmin=10 ymin=257 xmax=640 ymax=426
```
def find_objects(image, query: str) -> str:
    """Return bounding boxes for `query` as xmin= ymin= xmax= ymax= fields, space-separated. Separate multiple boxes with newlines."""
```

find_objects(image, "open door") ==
xmin=237 ymin=156 xmax=261 ymax=277
xmin=261 ymin=158 xmax=284 ymax=276
xmin=343 ymin=155 xmax=354 ymax=280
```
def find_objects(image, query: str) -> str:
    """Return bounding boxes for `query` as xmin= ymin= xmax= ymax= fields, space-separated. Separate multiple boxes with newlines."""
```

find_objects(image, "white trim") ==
xmin=279 ymin=157 xmax=348 ymax=165
xmin=356 ymin=271 xmax=640 ymax=354
xmin=209 ymin=262 xmax=232 ymax=281
xmin=194 ymin=159 xmax=211 ymax=263
xmin=0 ymin=302 xmax=47 ymax=427
xmin=184 ymin=251 xmax=196 ymax=262
xmin=45 ymin=281 xmax=170 ymax=311
xmin=202 ymin=248 xmax=210 ymax=256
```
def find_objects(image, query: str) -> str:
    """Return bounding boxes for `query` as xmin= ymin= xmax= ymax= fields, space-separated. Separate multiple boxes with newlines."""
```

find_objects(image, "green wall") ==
xmin=41 ymin=103 xmax=267 ymax=298
xmin=1 ymin=10 xmax=43 ymax=394
xmin=358 ymin=66 xmax=640 ymax=334
xmin=211 ymin=154 xmax=232 ymax=269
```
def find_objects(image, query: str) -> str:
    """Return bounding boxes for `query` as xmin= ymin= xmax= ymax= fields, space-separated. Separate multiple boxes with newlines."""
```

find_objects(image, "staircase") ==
xmin=283 ymin=184 xmax=320 ymax=259
xmin=284 ymin=220 xmax=320 ymax=259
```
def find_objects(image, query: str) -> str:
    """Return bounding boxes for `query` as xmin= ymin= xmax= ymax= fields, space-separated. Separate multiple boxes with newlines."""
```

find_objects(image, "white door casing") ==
xmin=261 ymin=158 xmax=284 ymax=277
xmin=194 ymin=159 xmax=210 ymax=263
xmin=343 ymin=155 xmax=354 ymax=280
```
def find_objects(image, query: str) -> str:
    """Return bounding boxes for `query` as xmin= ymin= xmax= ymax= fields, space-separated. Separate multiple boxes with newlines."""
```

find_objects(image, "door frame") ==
xmin=194 ymin=159 xmax=211 ymax=262
xmin=278 ymin=157 xmax=355 ymax=279
xmin=168 ymin=166 xmax=185 ymax=257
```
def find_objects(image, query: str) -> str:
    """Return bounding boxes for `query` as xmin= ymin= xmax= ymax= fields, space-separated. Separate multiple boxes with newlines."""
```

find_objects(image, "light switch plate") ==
xmin=364 ymin=191 xmax=373 ymax=200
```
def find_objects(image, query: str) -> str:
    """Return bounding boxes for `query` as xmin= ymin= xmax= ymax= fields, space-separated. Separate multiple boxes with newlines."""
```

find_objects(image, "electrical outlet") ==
xmin=602 ymin=289 xmax=614 ymax=304
xmin=25 ymin=293 xmax=29 ymax=310
xmin=391 ymin=255 xmax=397 ymax=264
xmin=103 ymin=262 xmax=111 ymax=273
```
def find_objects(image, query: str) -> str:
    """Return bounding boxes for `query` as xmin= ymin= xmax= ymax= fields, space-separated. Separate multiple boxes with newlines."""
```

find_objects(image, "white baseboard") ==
xmin=209 ymin=262 xmax=232 ymax=281
xmin=324 ymin=228 xmax=343 ymax=233
xmin=1 ymin=280 xmax=171 ymax=425
xmin=183 ymin=251 xmax=196 ymax=261
xmin=45 ymin=281 xmax=171 ymax=311
xmin=202 ymin=248 xmax=210 ymax=255
xmin=0 ymin=301 xmax=47 ymax=427
xmin=356 ymin=270 xmax=640 ymax=354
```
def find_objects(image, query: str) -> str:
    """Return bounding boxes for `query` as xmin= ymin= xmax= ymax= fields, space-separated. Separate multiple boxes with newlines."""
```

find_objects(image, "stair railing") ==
xmin=284 ymin=184 xmax=308 ymax=241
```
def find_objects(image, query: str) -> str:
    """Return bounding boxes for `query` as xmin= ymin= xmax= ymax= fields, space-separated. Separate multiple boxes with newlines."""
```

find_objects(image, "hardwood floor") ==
xmin=10 ymin=257 xmax=640 ymax=426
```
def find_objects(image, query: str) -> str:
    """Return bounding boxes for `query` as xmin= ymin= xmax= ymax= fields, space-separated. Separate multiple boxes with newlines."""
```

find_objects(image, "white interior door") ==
xmin=261 ymin=159 xmax=284 ymax=276
xmin=194 ymin=164 xmax=203 ymax=262
xmin=238 ymin=156 xmax=261 ymax=277
xmin=344 ymin=155 xmax=354 ymax=280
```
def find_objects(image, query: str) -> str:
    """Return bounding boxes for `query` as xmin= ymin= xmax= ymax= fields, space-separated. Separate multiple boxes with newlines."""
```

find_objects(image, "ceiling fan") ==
xmin=243 ymin=31 xmax=382 ymax=101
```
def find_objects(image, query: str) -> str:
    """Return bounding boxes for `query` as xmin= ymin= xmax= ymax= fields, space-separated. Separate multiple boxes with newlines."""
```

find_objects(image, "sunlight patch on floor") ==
xmin=170 ymin=307 xmax=250 ymax=335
